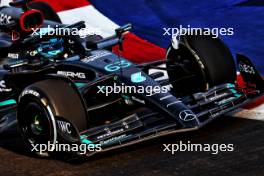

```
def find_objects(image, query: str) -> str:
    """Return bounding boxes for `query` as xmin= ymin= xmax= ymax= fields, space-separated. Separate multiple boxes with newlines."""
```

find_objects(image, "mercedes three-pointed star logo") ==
xmin=179 ymin=110 xmax=197 ymax=121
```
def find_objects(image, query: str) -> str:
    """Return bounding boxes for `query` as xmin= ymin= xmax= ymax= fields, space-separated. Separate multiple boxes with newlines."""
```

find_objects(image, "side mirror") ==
xmin=19 ymin=9 xmax=43 ymax=32
xmin=115 ymin=23 xmax=132 ymax=37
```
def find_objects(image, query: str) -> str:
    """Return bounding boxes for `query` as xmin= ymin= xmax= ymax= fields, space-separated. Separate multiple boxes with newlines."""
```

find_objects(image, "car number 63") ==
xmin=104 ymin=60 xmax=131 ymax=72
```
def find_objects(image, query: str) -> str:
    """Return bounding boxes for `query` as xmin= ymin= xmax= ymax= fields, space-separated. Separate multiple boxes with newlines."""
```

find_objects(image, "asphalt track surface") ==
xmin=1 ymin=115 xmax=264 ymax=176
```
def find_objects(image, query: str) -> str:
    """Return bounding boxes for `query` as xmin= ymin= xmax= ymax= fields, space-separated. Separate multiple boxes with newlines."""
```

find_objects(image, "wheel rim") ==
xmin=167 ymin=44 xmax=207 ymax=96
xmin=21 ymin=101 xmax=53 ymax=145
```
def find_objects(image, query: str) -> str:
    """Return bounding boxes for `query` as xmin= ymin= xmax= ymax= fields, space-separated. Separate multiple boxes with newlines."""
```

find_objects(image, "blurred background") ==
xmin=90 ymin=0 xmax=264 ymax=74
xmin=1 ymin=0 xmax=263 ymax=74
xmin=0 ymin=1 xmax=263 ymax=176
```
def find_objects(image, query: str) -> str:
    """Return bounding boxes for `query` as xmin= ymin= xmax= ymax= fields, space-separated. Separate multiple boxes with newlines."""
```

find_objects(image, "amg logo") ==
xmin=57 ymin=120 xmax=72 ymax=134
xmin=0 ymin=13 xmax=12 ymax=25
xmin=57 ymin=71 xmax=86 ymax=79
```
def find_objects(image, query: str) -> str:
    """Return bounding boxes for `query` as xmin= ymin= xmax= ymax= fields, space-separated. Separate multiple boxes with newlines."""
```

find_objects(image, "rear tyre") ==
xmin=17 ymin=79 xmax=88 ymax=157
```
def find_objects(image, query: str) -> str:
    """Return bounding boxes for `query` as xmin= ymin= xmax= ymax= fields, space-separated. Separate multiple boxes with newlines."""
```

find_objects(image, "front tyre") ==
xmin=17 ymin=79 xmax=88 ymax=157
xmin=166 ymin=34 xmax=236 ymax=96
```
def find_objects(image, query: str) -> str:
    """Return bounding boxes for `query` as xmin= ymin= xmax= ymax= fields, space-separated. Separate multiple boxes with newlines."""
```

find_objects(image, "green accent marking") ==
xmin=235 ymin=93 xmax=242 ymax=98
xmin=122 ymin=95 xmax=130 ymax=100
xmin=75 ymin=83 xmax=87 ymax=88
xmin=82 ymin=139 xmax=93 ymax=144
xmin=227 ymin=84 xmax=235 ymax=88
xmin=229 ymin=88 xmax=241 ymax=98
xmin=34 ymin=115 xmax=43 ymax=132
xmin=80 ymin=135 xmax=93 ymax=144
xmin=230 ymin=89 xmax=237 ymax=94
xmin=0 ymin=99 xmax=17 ymax=106
xmin=114 ymin=76 xmax=119 ymax=81
xmin=34 ymin=115 xmax=38 ymax=121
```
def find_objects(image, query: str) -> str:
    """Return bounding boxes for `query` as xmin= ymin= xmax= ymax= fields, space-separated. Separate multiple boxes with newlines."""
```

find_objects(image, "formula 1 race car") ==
xmin=0 ymin=1 xmax=263 ymax=157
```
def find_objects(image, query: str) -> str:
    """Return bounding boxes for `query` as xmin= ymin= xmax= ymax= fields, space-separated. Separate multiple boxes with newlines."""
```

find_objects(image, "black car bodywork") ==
xmin=0 ymin=1 xmax=263 ymax=157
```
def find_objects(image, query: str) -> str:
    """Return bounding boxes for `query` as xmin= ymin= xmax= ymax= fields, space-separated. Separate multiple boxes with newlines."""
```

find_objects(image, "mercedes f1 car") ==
xmin=0 ymin=0 xmax=263 ymax=157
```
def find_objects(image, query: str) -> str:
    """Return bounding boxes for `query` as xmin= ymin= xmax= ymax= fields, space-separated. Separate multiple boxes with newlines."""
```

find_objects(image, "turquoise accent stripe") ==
xmin=0 ymin=99 xmax=17 ymax=106
xmin=235 ymin=93 xmax=242 ymax=98
xmin=75 ymin=83 xmax=87 ymax=88
xmin=82 ymin=139 xmax=93 ymax=145
xmin=230 ymin=89 xmax=237 ymax=94
xmin=227 ymin=84 xmax=235 ymax=88
xmin=80 ymin=135 xmax=93 ymax=144
xmin=229 ymin=88 xmax=242 ymax=98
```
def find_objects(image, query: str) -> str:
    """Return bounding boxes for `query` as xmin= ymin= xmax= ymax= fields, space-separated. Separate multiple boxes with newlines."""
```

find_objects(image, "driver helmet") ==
xmin=37 ymin=38 xmax=64 ymax=58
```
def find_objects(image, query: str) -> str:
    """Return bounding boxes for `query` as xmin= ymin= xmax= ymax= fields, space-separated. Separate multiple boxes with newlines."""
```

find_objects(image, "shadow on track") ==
xmin=1 ymin=116 xmax=264 ymax=176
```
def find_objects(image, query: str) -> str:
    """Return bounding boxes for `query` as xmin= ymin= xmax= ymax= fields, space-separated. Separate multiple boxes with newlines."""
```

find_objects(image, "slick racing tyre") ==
xmin=166 ymin=34 xmax=236 ymax=96
xmin=17 ymin=79 xmax=88 ymax=157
